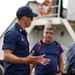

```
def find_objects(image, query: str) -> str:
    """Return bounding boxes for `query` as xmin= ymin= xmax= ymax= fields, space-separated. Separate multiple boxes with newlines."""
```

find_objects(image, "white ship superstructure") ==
xmin=0 ymin=0 xmax=75 ymax=75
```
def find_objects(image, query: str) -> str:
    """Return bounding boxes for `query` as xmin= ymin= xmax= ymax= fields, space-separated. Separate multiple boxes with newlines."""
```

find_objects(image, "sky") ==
xmin=0 ymin=0 xmax=68 ymax=36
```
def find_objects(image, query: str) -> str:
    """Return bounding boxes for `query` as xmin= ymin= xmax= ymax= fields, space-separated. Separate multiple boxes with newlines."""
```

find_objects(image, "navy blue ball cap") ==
xmin=16 ymin=6 xmax=38 ymax=17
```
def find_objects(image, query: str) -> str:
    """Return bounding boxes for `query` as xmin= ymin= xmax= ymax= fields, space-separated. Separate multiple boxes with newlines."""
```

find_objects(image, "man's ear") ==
xmin=22 ymin=16 xmax=27 ymax=21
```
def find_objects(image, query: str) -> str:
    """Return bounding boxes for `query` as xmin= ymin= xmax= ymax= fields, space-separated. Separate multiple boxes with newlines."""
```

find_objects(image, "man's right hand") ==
xmin=25 ymin=51 xmax=50 ymax=65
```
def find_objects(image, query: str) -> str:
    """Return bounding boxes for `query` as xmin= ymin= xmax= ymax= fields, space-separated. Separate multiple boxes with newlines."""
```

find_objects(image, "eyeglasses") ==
xmin=26 ymin=15 xmax=33 ymax=20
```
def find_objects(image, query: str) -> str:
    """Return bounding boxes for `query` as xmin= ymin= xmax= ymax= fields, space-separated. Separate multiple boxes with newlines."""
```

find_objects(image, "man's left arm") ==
xmin=57 ymin=53 xmax=63 ymax=75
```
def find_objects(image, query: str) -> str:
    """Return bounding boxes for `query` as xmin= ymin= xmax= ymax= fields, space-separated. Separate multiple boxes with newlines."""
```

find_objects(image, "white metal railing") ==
xmin=32 ymin=0 xmax=62 ymax=18
xmin=58 ymin=0 xmax=61 ymax=17
xmin=62 ymin=19 xmax=75 ymax=42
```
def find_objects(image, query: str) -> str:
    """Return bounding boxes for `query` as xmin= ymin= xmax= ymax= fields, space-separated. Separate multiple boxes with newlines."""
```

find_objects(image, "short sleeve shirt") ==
xmin=31 ymin=40 xmax=64 ymax=75
xmin=2 ymin=23 xmax=30 ymax=75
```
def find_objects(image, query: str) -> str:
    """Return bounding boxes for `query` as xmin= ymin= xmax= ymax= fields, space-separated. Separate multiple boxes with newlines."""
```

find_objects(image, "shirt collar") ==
xmin=15 ymin=23 xmax=27 ymax=36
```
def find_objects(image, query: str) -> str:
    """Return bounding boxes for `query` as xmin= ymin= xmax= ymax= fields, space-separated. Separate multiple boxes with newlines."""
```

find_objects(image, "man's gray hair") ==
xmin=44 ymin=24 xmax=56 ymax=32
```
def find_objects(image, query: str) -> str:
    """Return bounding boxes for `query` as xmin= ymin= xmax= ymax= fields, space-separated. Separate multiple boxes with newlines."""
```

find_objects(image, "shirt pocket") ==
xmin=17 ymin=36 xmax=29 ymax=50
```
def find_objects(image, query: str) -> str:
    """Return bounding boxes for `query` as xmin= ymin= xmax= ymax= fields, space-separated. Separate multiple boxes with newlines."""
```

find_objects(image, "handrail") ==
xmin=32 ymin=0 xmax=62 ymax=18
xmin=58 ymin=0 xmax=61 ymax=17
xmin=62 ymin=19 xmax=75 ymax=42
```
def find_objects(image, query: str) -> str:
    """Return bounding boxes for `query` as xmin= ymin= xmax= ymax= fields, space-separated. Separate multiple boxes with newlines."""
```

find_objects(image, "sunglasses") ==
xmin=26 ymin=15 xmax=33 ymax=20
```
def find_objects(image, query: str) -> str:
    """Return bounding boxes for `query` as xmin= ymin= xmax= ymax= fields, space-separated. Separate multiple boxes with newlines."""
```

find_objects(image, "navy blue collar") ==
xmin=15 ymin=23 xmax=27 ymax=36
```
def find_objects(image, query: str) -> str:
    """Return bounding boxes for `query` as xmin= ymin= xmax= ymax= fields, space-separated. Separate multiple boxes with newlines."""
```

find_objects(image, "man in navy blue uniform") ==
xmin=30 ymin=25 xmax=64 ymax=75
xmin=2 ymin=6 xmax=50 ymax=75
